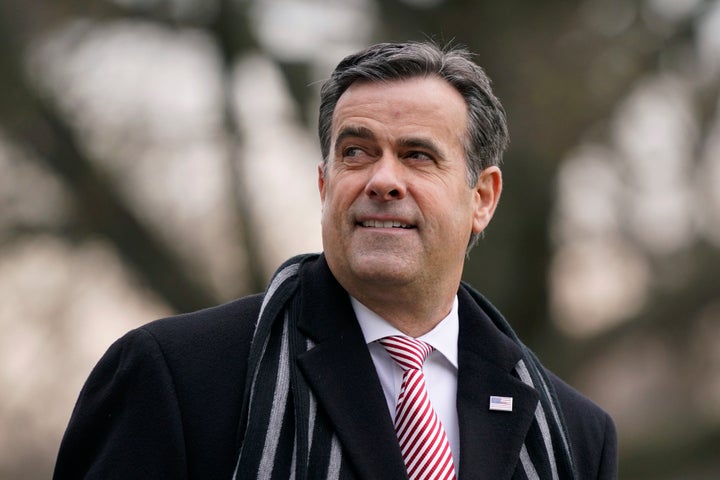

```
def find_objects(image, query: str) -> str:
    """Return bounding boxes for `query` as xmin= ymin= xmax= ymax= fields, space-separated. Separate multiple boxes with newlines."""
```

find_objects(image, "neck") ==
xmin=349 ymin=282 xmax=458 ymax=338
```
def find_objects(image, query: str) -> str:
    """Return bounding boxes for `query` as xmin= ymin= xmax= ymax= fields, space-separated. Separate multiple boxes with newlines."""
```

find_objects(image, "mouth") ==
xmin=359 ymin=220 xmax=415 ymax=229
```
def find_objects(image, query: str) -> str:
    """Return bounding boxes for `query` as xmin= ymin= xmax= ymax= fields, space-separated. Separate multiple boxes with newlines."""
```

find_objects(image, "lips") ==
xmin=359 ymin=220 xmax=414 ymax=229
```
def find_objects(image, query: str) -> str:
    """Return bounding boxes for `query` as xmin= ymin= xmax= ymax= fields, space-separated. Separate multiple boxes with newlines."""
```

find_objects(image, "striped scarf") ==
xmin=232 ymin=254 xmax=576 ymax=479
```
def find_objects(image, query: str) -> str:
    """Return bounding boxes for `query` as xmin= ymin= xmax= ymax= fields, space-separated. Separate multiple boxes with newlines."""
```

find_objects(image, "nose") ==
xmin=364 ymin=155 xmax=407 ymax=201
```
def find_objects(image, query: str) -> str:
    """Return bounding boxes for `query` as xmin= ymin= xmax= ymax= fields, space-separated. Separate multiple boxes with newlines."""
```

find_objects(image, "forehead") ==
xmin=331 ymin=76 xmax=468 ymax=141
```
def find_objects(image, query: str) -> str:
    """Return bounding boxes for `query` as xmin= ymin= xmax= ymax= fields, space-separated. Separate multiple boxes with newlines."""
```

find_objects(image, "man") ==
xmin=54 ymin=41 xmax=617 ymax=479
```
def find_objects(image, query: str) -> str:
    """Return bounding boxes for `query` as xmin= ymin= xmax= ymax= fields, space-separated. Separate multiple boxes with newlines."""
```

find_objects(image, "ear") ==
xmin=318 ymin=162 xmax=326 ymax=203
xmin=471 ymin=166 xmax=502 ymax=234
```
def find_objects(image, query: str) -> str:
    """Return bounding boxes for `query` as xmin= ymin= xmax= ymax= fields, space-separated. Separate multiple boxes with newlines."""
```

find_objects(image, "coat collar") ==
xmin=295 ymin=255 xmax=408 ymax=479
xmin=294 ymin=255 xmax=539 ymax=480
xmin=455 ymin=286 xmax=540 ymax=479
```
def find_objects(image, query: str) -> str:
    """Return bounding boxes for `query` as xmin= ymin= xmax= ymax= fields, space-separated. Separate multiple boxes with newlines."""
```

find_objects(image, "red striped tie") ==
xmin=378 ymin=336 xmax=457 ymax=480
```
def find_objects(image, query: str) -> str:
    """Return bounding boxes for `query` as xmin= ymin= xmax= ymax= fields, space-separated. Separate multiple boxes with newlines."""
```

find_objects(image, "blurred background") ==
xmin=1 ymin=0 xmax=719 ymax=478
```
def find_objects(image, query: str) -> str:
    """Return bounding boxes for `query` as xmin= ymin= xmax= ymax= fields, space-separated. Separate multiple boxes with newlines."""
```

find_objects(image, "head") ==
xmin=317 ymin=42 xmax=506 ymax=323
xmin=318 ymin=40 xmax=509 ymax=196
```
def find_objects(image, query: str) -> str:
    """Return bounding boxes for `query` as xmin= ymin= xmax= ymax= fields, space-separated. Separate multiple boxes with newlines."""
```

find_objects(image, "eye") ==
xmin=341 ymin=146 xmax=374 ymax=165
xmin=343 ymin=146 xmax=363 ymax=157
xmin=405 ymin=151 xmax=434 ymax=162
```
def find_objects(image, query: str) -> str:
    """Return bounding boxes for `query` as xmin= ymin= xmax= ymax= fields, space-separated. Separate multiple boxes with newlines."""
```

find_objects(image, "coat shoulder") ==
xmin=54 ymin=294 xmax=266 ymax=479
xmin=141 ymin=293 xmax=264 ymax=347
xmin=129 ymin=293 xmax=265 ymax=477
xmin=135 ymin=293 xmax=265 ymax=420
xmin=547 ymin=371 xmax=618 ymax=479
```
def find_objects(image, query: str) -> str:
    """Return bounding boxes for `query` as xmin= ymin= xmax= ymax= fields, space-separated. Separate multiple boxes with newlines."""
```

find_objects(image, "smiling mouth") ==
xmin=360 ymin=220 xmax=414 ymax=229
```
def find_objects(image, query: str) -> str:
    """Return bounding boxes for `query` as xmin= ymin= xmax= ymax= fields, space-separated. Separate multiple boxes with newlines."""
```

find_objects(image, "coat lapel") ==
xmin=295 ymin=256 xmax=408 ymax=480
xmin=292 ymin=256 xmax=538 ymax=480
xmin=456 ymin=287 xmax=539 ymax=480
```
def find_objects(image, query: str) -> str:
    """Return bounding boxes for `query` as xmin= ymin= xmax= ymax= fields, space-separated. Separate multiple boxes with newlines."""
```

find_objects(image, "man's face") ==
xmin=319 ymin=76 xmax=500 ymax=297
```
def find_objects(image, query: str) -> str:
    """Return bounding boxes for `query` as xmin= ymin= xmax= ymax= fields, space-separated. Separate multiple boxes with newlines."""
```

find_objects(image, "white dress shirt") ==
xmin=351 ymin=296 xmax=460 ymax=466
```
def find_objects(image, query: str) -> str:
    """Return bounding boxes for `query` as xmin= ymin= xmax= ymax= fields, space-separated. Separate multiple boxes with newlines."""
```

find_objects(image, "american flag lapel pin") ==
xmin=489 ymin=395 xmax=513 ymax=412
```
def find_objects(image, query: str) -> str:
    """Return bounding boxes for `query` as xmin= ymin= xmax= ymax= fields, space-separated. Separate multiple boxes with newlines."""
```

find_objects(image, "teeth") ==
xmin=361 ymin=220 xmax=410 ymax=228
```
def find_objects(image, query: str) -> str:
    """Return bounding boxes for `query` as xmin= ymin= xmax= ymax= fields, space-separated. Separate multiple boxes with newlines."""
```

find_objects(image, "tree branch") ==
xmin=0 ymin=4 xmax=219 ymax=313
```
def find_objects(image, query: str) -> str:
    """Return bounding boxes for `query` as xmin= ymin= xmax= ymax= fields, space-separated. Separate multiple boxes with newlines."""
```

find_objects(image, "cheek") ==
xmin=321 ymin=186 xmax=351 ymax=224
xmin=418 ymin=183 xmax=469 ymax=213
xmin=328 ymin=175 xmax=364 ymax=205
xmin=433 ymin=189 xmax=477 ymax=230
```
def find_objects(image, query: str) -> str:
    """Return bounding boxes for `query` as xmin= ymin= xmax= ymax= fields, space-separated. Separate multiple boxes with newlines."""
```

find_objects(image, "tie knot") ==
xmin=378 ymin=335 xmax=434 ymax=371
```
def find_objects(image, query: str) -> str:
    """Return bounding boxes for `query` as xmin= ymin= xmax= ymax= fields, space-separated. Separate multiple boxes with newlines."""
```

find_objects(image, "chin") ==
xmin=347 ymin=253 xmax=416 ymax=285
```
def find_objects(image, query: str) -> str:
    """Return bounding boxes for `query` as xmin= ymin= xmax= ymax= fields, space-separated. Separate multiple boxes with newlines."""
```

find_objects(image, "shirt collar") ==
xmin=351 ymin=296 xmax=459 ymax=369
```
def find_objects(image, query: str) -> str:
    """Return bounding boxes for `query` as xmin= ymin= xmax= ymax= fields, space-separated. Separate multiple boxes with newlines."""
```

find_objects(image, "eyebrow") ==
xmin=334 ymin=125 xmax=376 ymax=149
xmin=334 ymin=126 xmax=444 ymax=159
xmin=397 ymin=137 xmax=444 ymax=159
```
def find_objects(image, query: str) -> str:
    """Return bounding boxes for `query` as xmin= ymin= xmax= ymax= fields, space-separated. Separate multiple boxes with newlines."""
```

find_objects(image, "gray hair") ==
xmin=318 ymin=41 xmax=509 ymax=187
